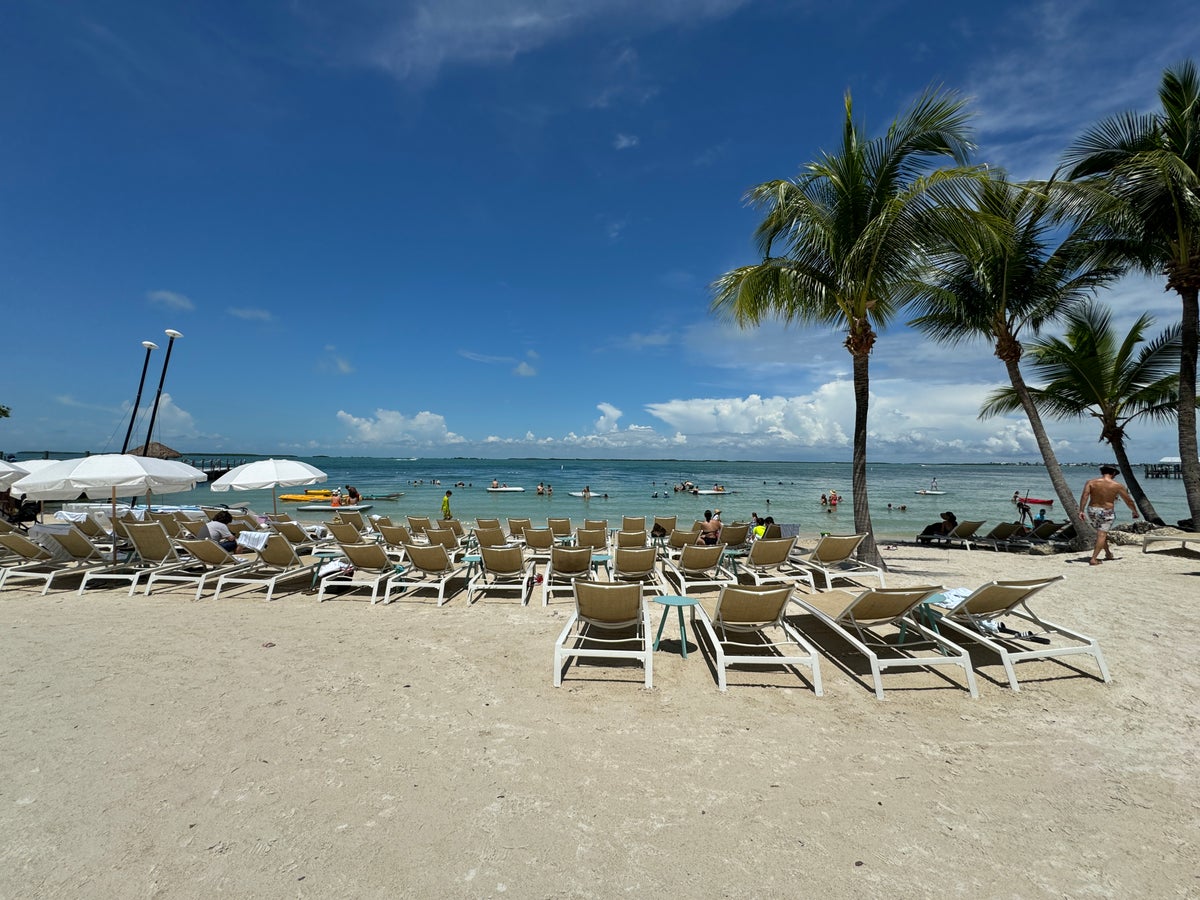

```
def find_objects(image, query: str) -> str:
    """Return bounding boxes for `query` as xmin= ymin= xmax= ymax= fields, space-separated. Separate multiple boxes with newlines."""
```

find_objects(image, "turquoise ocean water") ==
xmin=151 ymin=458 xmax=1190 ymax=540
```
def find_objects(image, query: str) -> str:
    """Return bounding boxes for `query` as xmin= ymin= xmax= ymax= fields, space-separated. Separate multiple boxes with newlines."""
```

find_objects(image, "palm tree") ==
xmin=1064 ymin=60 xmax=1200 ymax=523
xmin=907 ymin=175 xmax=1125 ymax=539
xmin=711 ymin=88 xmax=977 ymax=567
xmin=980 ymin=302 xmax=1181 ymax=524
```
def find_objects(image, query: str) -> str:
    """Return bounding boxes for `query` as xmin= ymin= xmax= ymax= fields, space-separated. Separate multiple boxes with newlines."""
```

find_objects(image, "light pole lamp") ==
xmin=141 ymin=329 xmax=182 ymax=456
xmin=121 ymin=341 xmax=159 ymax=454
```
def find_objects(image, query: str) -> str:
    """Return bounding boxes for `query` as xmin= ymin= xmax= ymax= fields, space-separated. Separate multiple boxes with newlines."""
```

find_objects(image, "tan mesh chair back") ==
xmin=51 ymin=526 xmax=106 ymax=562
xmin=473 ymin=527 xmax=508 ymax=549
xmin=613 ymin=547 xmax=658 ymax=581
xmin=575 ymin=528 xmax=608 ymax=551
xmin=404 ymin=542 xmax=454 ymax=575
xmin=549 ymin=546 xmax=592 ymax=578
xmin=946 ymin=577 xmax=1062 ymax=618
xmin=835 ymin=586 xmax=942 ymax=625
xmin=0 ymin=520 xmax=16 ymax=535
xmin=811 ymin=533 xmax=866 ymax=564
xmin=522 ymin=528 xmax=554 ymax=556
xmin=73 ymin=517 xmax=109 ymax=540
xmin=547 ymin=517 xmax=572 ymax=537
xmin=480 ymin=544 xmax=525 ymax=577
xmin=272 ymin=521 xmax=315 ymax=547
xmin=720 ymin=523 xmax=750 ymax=548
xmin=147 ymin=511 xmax=182 ymax=537
xmin=507 ymin=518 xmax=532 ymax=540
xmin=0 ymin=533 xmax=54 ymax=562
xmin=677 ymin=543 xmax=725 ymax=575
xmin=583 ymin=519 xmax=608 ymax=532
xmin=761 ymin=523 xmax=782 ymax=539
xmin=440 ymin=518 xmax=466 ymax=539
xmin=652 ymin=515 xmax=676 ymax=534
xmin=326 ymin=521 xmax=364 ymax=544
xmin=265 ymin=512 xmax=293 ymax=523
xmin=372 ymin=516 xmax=393 ymax=528
xmin=378 ymin=523 xmax=415 ymax=548
xmin=179 ymin=519 xmax=208 ymax=538
xmin=668 ymin=528 xmax=698 ymax=552
xmin=713 ymin=584 xmax=792 ymax=629
xmin=616 ymin=530 xmax=647 ymax=549
xmin=574 ymin=580 xmax=643 ymax=627
xmin=407 ymin=516 xmax=433 ymax=535
xmin=258 ymin=534 xmax=304 ymax=570
xmin=745 ymin=537 xmax=795 ymax=569
xmin=425 ymin=528 xmax=460 ymax=553
xmin=177 ymin=538 xmax=241 ymax=567
xmin=339 ymin=541 xmax=393 ymax=573
xmin=622 ymin=516 xmax=647 ymax=532
xmin=475 ymin=518 xmax=501 ymax=530
xmin=124 ymin=522 xmax=180 ymax=564
xmin=335 ymin=510 xmax=367 ymax=531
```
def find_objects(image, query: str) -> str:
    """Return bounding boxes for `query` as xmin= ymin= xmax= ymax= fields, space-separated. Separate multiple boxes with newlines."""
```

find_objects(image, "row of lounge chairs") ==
xmin=917 ymin=518 xmax=1077 ymax=551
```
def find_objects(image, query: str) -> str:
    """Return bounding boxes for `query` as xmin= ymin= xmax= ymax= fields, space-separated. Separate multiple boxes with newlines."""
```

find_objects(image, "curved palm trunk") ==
xmin=1177 ymin=285 xmax=1200 ymax=524
xmin=1002 ymin=356 xmax=1093 ymax=548
xmin=1109 ymin=434 xmax=1163 ymax=524
xmin=850 ymin=351 xmax=884 ymax=569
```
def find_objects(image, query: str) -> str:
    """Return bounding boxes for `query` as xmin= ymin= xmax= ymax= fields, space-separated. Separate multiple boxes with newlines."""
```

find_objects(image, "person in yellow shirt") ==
xmin=441 ymin=490 xmax=453 ymax=520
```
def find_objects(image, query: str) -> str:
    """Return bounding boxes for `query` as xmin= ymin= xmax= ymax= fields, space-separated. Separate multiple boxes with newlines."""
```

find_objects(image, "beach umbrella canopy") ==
xmin=209 ymin=458 xmax=327 ymax=513
xmin=0 ymin=460 xmax=30 ymax=490
xmin=10 ymin=454 xmax=205 ymax=501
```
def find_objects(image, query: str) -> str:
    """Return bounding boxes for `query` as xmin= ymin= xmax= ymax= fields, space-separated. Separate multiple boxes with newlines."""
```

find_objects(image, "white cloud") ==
xmin=146 ymin=289 xmax=194 ymax=312
xmin=227 ymin=307 xmax=274 ymax=322
xmin=514 ymin=361 xmax=537 ymax=376
xmin=318 ymin=346 xmax=354 ymax=375
xmin=595 ymin=402 xmax=622 ymax=433
xmin=613 ymin=133 xmax=639 ymax=150
xmin=337 ymin=408 xmax=466 ymax=445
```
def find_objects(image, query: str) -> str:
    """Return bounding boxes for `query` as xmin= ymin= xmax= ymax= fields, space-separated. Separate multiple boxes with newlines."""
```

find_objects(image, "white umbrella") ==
xmin=210 ymin=458 xmax=327 ymax=514
xmin=0 ymin=460 xmax=29 ymax=491
xmin=11 ymin=454 xmax=207 ymax=562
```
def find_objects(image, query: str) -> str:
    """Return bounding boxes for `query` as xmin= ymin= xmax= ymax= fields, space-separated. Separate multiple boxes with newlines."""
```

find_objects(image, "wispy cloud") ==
xmin=147 ymin=289 xmax=194 ymax=312
xmin=227 ymin=307 xmax=274 ymax=322
xmin=514 ymin=361 xmax=537 ymax=376
xmin=318 ymin=346 xmax=354 ymax=375
xmin=460 ymin=349 xmax=515 ymax=364
xmin=613 ymin=133 xmax=639 ymax=150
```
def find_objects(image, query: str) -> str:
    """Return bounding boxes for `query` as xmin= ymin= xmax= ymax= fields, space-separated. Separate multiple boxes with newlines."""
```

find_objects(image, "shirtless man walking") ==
xmin=1078 ymin=465 xmax=1138 ymax=566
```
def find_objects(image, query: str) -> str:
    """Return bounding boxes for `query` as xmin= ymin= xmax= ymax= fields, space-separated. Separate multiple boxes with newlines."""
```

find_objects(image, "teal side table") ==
xmin=652 ymin=595 xmax=700 ymax=657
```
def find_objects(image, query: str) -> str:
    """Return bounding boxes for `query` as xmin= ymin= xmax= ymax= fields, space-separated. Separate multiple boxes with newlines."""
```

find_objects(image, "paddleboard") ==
xmin=568 ymin=491 xmax=606 ymax=498
xmin=914 ymin=490 xmax=947 ymax=495
xmin=486 ymin=486 xmax=525 ymax=493
xmin=692 ymin=489 xmax=735 ymax=495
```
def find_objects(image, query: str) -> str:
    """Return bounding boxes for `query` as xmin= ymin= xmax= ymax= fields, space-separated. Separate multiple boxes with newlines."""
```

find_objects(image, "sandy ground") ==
xmin=1 ymin=536 xmax=1197 ymax=899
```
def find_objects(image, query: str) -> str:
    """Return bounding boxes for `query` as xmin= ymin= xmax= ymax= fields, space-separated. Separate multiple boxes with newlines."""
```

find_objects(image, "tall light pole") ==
xmin=141 ymin=329 xmax=182 ymax=456
xmin=120 ymin=340 xmax=158 ymax=454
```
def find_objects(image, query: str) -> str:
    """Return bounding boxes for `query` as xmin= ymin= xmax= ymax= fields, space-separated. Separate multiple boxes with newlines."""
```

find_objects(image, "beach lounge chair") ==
xmin=334 ymin=509 xmax=369 ymax=532
xmin=929 ymin=576 xmax=1110 ymax=691
xmin=265 ymin=512 xmax=293 ymax=524
xmin=542 ymin=546 xmax=594 ymax=606
xmin=692 ymin=584 xmax=823 ymax=694
xmin=469 ymin=544 xmax=534 ymax=606
xmin=977 ymin=521 xmax=1026 ymax=551
xmin=621 ymin=516 xmax=647 ymax=533
xmin=507 ymin=518 xmax=532 ymax=541
xmin=472 ymin=526 xmax=509 ymax=552
xmin=733 ymin=537 xmax=801 ymax=588
xmin=438 ymin=518 xmax=469 ymax=546
xmin=521 ymin=527 xmax=555 ymax=563
xmin=663 ymin=543 xmax=732 ymax=596
xmin=407 ymin=516 xmax=433 ymax=537
xmin=325 ymin=520 xmax=369 ymax=546
xmin=0 ymin=531 xmax=54 ymax=572
xmin=475 ymin=518 xmax=501 ymax=531
xmin=424 ymin=527 xmax=466 ymax=561
xmin=760 ymin=523 xmax=782 ymax=540
xmin=213 ymin=534 xmax=315 ymax=601
xmin=583 ymin=519 xmax=609 ymax=532
xmin=79 ymin=522 xmax=189 ymax=596
xmin=391 ymin=542 xmax=462 ymax=606
xmin=788 ymin=534 xmax=885 ymax=590
xmin=553 ymin=581 xmax=653 ymax=689
xmin=575 ymin=527 xmax=608 ymax=552
xmin=317 ymin=542 xmax=404 ymax=605
xmin=148 ymin=511 xmax=187 ymax=539
xmin=146 ymin=539 xmax=256 ymax=600
xmin=611 ymin=546 xmax=665 ymax=595
xmin=0 ymin=529 xmax=114 ymax=594
xmin=917 ymin=520 xmax=987 ymax=550
xmin=792 ymin=586 xmax=978 ymax=700
xmin=271 ymin=520 xmax=321 ymax=553
xmin=375 ymin=523 xmax=415 ymax=562
xmin=1142 ymin=530 xmax=1200 ymax=553
xmin=664 ymin=527 xmax=700 ymax=560
xmin=718 ymin=522 xmax=750 ymax=551
xmin=547 ymin=517 xmax=572 ymax=539
xmin=615 ymin=529 xmax=647 ymax=549
xmin=651 ymin=515 xmax=676 ymax=535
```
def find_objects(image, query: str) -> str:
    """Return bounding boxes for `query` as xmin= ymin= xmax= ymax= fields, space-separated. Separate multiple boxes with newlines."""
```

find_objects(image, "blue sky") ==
xmin=3 ymin=0 xmax=1197 ymax=462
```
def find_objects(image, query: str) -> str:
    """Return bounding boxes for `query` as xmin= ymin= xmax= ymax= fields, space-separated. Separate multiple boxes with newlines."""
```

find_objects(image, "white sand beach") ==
xmin=1 ymin=539 xmax=1196 ymax=898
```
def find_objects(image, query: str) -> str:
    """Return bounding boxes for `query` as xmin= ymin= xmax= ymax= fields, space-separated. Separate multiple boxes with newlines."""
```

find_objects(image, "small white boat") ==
xmin=486 ymin=486 xmax=525 ymax=493
xmin=296 ymin=503 xmax=374 ymax=512
xmin=914 ymin=490 xmax=947 ymax=496
xmin=692 ymin=489 xmax=735 ymax=495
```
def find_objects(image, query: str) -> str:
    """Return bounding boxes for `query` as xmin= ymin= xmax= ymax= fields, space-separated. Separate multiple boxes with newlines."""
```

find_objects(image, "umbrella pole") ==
xmin=111 ymin=487 xmax=119 ymax=565
xmin=273 ymin=489 xmax=278 ymax=516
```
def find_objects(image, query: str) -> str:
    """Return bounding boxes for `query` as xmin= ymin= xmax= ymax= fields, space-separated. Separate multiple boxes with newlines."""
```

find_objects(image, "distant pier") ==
xmin=1143 ymin=463 xmax=1182 ymax=479
xmin=181 ymin=458 xmax=248 ymax=481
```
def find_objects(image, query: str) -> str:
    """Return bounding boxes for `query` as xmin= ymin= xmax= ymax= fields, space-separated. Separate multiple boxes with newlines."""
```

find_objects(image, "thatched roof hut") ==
xmin=128 ymin=441 xmax=182 ymax=459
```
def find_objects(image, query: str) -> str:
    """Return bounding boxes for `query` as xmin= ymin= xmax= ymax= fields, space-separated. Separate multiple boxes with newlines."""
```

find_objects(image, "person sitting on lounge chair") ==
xmin=696 ymin=509 xmax=721 ymax=545
xmin=918 ymin=511 xmax=957 ymax=543
xmin=206 ymin=510 xmax=238 ymax=553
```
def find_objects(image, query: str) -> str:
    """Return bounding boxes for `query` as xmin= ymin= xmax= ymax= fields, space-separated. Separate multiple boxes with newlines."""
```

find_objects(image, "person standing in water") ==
xmin=1078 ymin=465 xmax=1138 ymax=565
xmin=441 ymin=490 xmax=453 ymax=520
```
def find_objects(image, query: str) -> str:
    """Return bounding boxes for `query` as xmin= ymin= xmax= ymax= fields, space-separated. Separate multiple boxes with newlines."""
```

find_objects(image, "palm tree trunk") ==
xmin=1003 ymin=356 xmax=1094 ymax=548
xmin=1177 ymin=284 xmax=1200 ymax=525
xmin=850 ymin=351 xmax=885 ymax=569
xmin=1109 ymin=435 xmax=1163 ymax=524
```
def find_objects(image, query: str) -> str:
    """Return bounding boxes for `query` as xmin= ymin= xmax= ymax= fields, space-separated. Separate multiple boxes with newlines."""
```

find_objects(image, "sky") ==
xmin=2 ymin=0 xmax=1198 ymax=462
